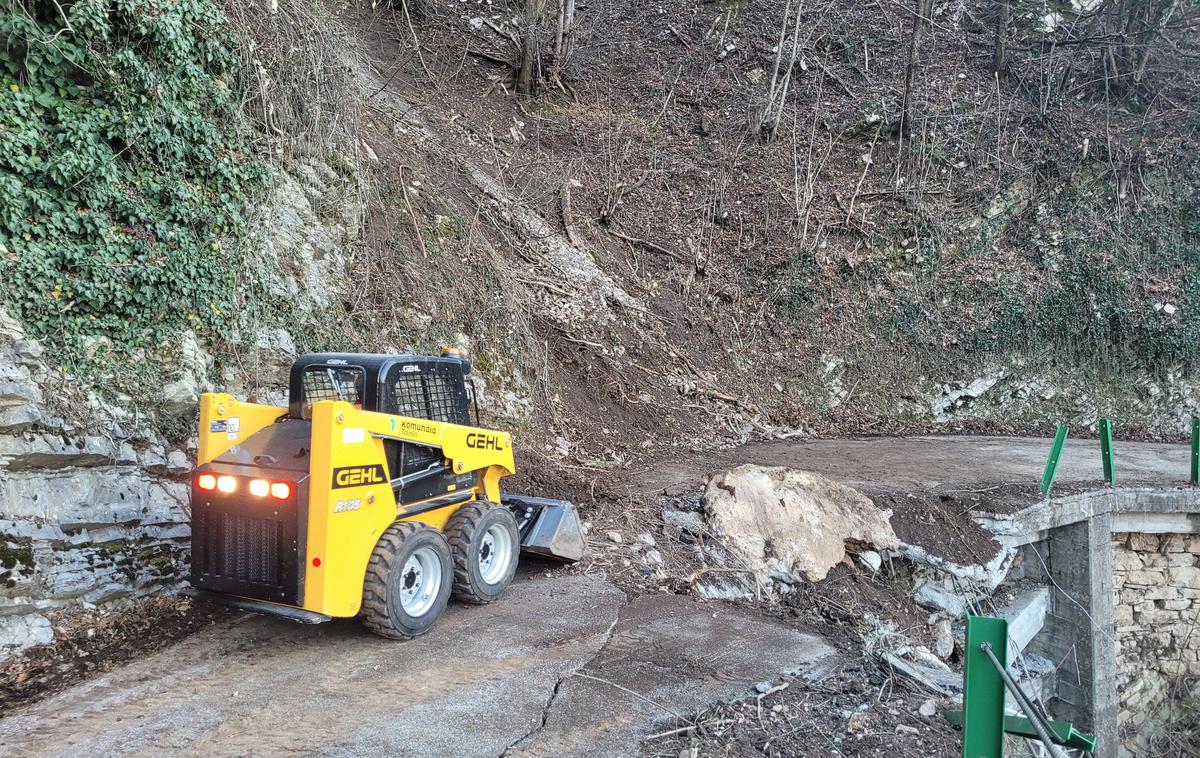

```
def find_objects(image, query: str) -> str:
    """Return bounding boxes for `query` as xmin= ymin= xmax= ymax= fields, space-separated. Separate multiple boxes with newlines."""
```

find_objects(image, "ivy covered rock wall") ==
xmin=0 ymin=1 xmax=369 ymax=657
xmin=0 ymin=1 xmax=268 ymax=354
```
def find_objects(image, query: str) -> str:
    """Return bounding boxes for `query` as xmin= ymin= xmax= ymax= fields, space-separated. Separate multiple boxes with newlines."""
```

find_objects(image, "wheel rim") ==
xmin=478 ymin=523 xmax=514 ymax=586
xmin=399 ymin=546 xmax=443 ymax=617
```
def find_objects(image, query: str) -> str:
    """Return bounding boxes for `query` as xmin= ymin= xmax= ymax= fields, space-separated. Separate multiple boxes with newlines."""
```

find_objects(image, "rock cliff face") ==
xmin=0 ymin=314 xmax=191 ymax=655
xmin=0 ymin=162 xmax=363 ymax=657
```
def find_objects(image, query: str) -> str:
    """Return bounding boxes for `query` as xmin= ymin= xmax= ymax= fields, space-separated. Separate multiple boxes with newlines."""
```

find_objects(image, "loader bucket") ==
xmin=502 ymin=494 xmax=586 ymax=563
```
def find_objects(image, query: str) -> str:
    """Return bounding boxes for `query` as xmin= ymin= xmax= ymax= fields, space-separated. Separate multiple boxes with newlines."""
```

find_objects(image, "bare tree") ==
xmin=994 ymin=0 xmax=1010 ymax=82
xmin=515 ymin=0 xmax=576 ymax=97
xmin=898 ymin=0 xmax=934 ymax=138
xmin=554 ymin=0 xmax=576 ymax=68
xmin=760 ymin=0 xmax=806 ymax=139
xmin=1101 ymin=0 xmax=1183 ymax=97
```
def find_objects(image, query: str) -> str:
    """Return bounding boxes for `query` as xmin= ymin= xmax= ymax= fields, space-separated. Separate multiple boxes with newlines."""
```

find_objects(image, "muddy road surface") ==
xmin=0 ymin=571 xmax=838 ymax=757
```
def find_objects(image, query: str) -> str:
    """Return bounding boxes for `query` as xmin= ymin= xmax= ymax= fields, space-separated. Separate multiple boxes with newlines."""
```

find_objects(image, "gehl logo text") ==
xmin=332 ymin=464 xmax=387 ymax=489
xmin=465 ymin=433 xmax=506 ymax=451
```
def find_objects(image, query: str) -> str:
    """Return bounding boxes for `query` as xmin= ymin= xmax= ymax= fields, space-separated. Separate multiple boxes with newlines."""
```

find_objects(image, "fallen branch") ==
xmin=666 ymin=24 xmax=697 ymax=50
xmin=465 ymin=48 xmax=513 ymax=67
xmin=646 ymin=724 xmax=696 ymax=741
xmin=397 ymin=165 xmax=428 ymax=259
xmin=811 ymin=57 xmax=855 ymax=97
xmin=605 ymin=227 xmax=685 ymax=261
xmin=483 ymin=18 xmax=519 ymax=45
xmin=572 ymin=672 xmax=694 ymax=722
xmin=757 ymin=681 xmax=790 ymax=725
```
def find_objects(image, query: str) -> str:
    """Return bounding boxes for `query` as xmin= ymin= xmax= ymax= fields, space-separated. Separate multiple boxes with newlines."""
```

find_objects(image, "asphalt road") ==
xmin=636 ymin=434 xmax=1193 ymax=492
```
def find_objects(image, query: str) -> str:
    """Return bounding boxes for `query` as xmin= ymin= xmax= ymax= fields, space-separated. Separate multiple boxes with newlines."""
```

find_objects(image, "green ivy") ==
xmin=0 ymin=0 xmax=266 ymax=349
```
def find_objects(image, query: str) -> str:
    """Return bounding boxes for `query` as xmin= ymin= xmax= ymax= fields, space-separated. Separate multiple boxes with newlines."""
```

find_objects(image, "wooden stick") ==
xmin=560 ymin=184 xmax=586 ymax=249
xmin=605 ymin=227 xmax=684 ymax=261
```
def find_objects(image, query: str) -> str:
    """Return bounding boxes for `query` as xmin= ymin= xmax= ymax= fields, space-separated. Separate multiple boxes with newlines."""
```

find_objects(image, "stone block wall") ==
xmin=1112 ymin=531 xmax=1200 ymax=756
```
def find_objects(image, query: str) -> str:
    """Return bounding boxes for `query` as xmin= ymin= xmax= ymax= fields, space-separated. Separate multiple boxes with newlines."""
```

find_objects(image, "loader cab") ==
xmin=287 ymin=351 xmax=478 ymax=425
xmin=287 ymin=351 xmax=480 ymax=502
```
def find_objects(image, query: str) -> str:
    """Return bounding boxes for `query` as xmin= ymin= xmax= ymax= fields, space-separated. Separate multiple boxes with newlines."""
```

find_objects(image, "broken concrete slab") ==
xmin=702 ymin=465 xmax=898 ymax=583
xmin=893 ymin=539 xmax=1014 ymax=591
xmin=885 ymin=653 xmax=962 ymax=696
xmin=507 ymin=592 xmax=842 ymax=757
xmin=998 ymin=585 xmax=1049 ymax=654
xmin=913 ymin=581 xmax=967 ymax=617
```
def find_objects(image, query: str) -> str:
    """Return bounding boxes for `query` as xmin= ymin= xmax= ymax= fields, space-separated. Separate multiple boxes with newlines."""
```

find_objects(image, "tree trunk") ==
xmin=993 ymin=0 xmax=1010 ymax=82
xmin=515 ymin=0 xmax=547 ymax=97
xmin=760 ymin=0 xmax=805 ymax=139
xmin=899 ymin=0 xmax=934 ymax=138
xmin=517 ymin=37 xmax=534 ymax=97
xmin=515 ymin=0 xmax=570 ymax=97
xmin=554 ymin=0 xmax=575 ymax=65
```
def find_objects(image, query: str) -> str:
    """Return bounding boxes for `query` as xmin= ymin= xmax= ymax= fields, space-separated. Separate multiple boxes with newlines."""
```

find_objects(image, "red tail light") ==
xmin=270 ymin=482 xmax=292 ymax=500
xmin=196 ymin=473 xmax=217 ymax=491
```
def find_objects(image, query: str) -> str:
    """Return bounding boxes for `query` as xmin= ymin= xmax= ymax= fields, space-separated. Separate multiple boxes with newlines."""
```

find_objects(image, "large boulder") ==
xmin=702 ymin=465 xmax=898 ymax=583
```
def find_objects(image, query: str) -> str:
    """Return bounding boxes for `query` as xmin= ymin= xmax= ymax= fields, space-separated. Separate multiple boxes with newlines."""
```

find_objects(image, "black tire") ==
xmin=445 ymin=502 xmax=520 ymax=604
xmin=361 ymin=521 xmax=453 ymax=640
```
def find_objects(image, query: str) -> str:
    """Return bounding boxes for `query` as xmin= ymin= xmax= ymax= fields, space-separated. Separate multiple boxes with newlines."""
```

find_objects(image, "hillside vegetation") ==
xmin=1 ymin=0 xmax=1198 ymax=456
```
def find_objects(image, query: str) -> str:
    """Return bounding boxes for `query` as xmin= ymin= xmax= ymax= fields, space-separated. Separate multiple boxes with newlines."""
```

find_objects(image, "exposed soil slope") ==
xmin=345 ymin=0 xmax=1200 ymax=453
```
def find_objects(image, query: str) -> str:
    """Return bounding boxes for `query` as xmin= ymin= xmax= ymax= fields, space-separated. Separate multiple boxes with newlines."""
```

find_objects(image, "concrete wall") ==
xmin=1112 ymin=532 xmax=1200 ymax=756
xmin=978 ymin=489 xmax=1200 ymax=758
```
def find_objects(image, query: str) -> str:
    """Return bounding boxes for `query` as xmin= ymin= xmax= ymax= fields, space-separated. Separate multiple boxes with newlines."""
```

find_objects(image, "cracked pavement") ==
xmin=0 ymin=569 xmax=840 ymax=757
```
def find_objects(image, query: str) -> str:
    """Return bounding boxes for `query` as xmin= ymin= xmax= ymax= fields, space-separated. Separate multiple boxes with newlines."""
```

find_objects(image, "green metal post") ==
xmin=1191 ymin=418 xmax=1199 ymax=486
xmin=948 ymin=616 xmax=1097 ymax=755
xmin=1040 ymin=426 xmax=1069 ymax=495
xmin=962 ymin=615 xmax=1008 ymax=758
xmin=1099 ymin=418 xmax=1115 ymax=486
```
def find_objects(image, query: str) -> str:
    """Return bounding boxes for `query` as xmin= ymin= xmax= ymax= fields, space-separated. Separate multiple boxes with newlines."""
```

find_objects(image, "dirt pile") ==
xmin=703 ymin=465 xmax=898 ymax=583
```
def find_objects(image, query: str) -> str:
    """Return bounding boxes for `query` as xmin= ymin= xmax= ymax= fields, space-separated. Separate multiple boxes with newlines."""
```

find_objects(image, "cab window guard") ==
xmin=300 ymin=366 xmax=364 ymax=418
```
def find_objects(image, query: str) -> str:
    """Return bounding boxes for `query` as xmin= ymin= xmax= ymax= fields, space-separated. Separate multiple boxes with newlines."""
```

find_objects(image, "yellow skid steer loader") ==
xmin=185 ymin=350 xmax=584 ymax=639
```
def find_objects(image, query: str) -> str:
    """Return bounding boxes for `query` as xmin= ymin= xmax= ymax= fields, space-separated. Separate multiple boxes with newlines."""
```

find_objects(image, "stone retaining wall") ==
xmin=1112 ymin=531 xmax=1200 ymax=756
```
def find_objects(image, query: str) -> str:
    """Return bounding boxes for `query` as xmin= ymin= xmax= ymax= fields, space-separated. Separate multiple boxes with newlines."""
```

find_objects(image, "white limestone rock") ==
xmin=0 ymin=613 xmax=53 ymax=653
xmin=702 ymin=465 xmax=898 ymax=583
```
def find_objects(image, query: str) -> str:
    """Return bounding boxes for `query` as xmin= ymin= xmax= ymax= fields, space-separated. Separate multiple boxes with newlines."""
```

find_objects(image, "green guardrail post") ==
xmin=948 ymin=614 xmax=1097 ymax=756
xmin=1040 ymin=425 xmax=1068 ymax=495
xmin=961 ymin=615 xmax=1008 ymax=758
xmin=1099 ymin=418 xmax=1115 ymax=486
xmin=1191 ymin=418 xmax=1199 ymax=486
xmin=945 ymin=712 xmax=1097 ymax=753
